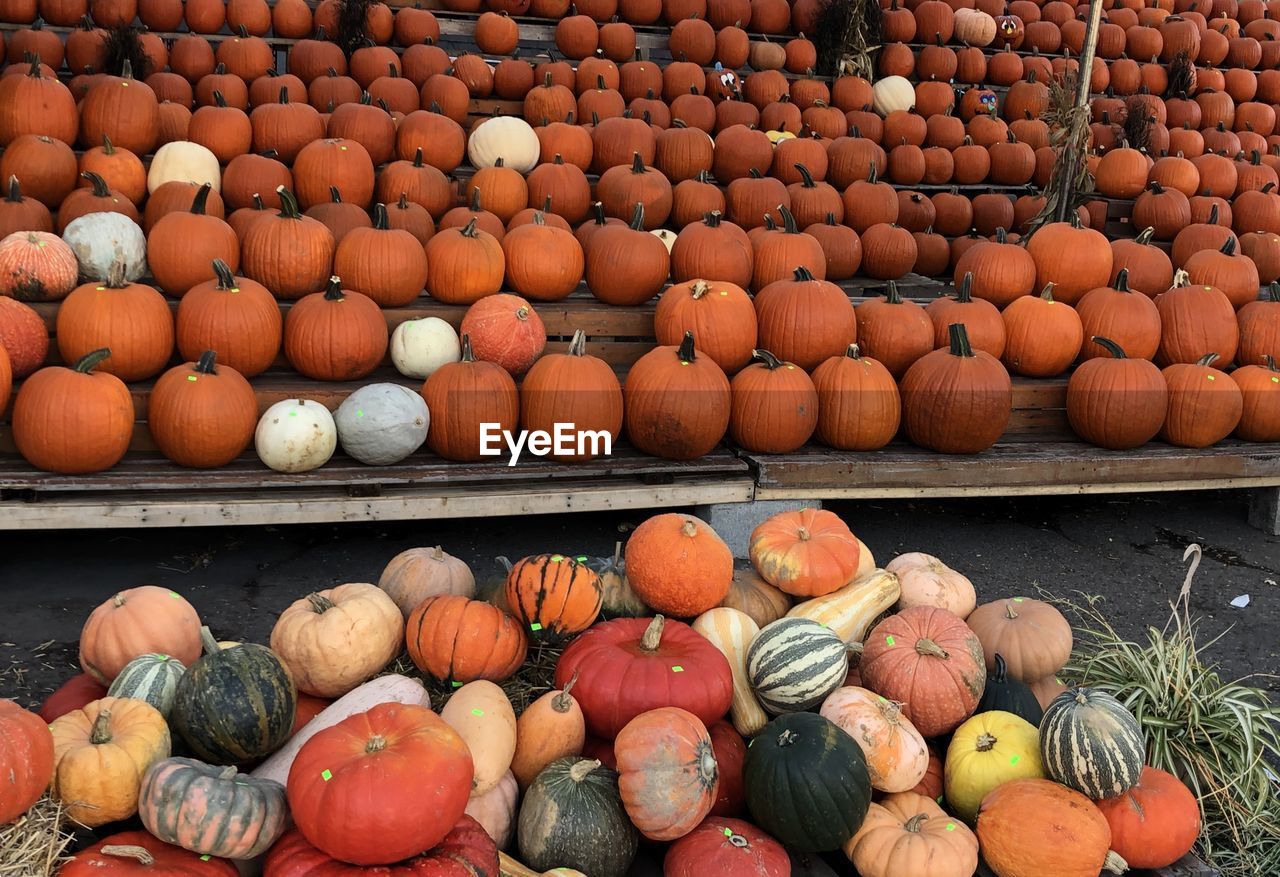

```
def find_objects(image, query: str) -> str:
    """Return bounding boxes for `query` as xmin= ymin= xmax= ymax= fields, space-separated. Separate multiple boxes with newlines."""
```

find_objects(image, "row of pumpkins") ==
xmin=5 ymin=508 xmax=1202 ymax=877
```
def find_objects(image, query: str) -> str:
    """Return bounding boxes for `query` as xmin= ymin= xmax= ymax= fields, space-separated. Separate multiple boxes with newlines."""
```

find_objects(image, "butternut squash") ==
xmin=510 ymin=676 xmax=586 ymax=789
xmin=441 ymin=680 xmax=518 ymax=796
xmin=855 ymin=538 xmax=876 ymax=578
xmin=466 ymin=769 xmax=519 ymax=848
xmin=498 ymin=854 xmax=587 ymax=877
xmin=786 ymin=569 xmax=901 ymax=643
xmin=691 ymin=607 xmax=768 ymax=737
xmin=251 ymin=674 xmax=431 ymax=785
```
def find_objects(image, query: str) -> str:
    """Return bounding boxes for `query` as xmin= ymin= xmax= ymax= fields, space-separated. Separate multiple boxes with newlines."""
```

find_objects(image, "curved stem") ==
xmin=566 ymin=329 xmax=587 ymax=356
xmin=640 ymin=615 xmax=665 ymax=651
xmin=751 ymin=349 xmax=787 ymax=370
xmin=212 ymin=259 xmax=236 ymax=290
xmin=372 ymin=203 xmax=389 ymax=229
xmin=948 ymin=323 xmax=975 ymax=358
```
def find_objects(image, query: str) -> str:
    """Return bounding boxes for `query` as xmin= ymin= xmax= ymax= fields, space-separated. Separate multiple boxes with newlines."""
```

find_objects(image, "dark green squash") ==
xmin=976 ymin=653 xmax=1044 ymax=726
xmin=518 ymin=757 xmax=639 ymax=877
xmin=787 ymin=849 xmax=842 ymax=876
xmin=743 ymin=712 xmax=871 ymax=852
xmin=170 ymin=628 xmax=296 ymax=765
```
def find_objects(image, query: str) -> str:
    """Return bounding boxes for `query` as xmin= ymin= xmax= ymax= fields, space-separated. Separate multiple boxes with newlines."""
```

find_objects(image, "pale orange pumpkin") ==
xmin=885 ymin=553 xmax=977 ymax=618
xmin=509 ymin=676 xmax=586 ymax=789
xmin=819 ymin=686 xmax=929 ymax=793
xmin=748 ymin=508 xmax=862 ymax=598
xmin=377 ymin=546 xmax=476 ymax=619
xmin=79 ymin=586 xmax=203 ymax=685
xmin=844 ymin=791 xmax=979 ymax=877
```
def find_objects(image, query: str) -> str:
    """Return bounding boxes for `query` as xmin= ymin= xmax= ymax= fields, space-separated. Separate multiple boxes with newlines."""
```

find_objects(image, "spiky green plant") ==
xmin=1057 ymin=545 xmax=1280 ymax=877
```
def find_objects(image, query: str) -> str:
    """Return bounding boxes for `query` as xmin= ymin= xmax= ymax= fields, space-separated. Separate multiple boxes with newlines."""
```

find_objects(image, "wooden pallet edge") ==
xmin=0 ymin=476 xmax=756 ymax=527
xmin=754 ymin=474 xmax=1280 ymax=501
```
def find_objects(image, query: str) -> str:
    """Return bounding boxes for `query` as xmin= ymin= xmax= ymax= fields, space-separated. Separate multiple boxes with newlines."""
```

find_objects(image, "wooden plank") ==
xmin=747 ymin=441 xmax=1280 ymax=499
xmin=0 ymin=477 xmax=756 ymax=528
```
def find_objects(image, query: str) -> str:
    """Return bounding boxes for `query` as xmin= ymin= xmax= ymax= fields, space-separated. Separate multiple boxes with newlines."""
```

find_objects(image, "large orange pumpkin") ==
xmin=856 ymin=281 xmax=935 ymax=379
xmin=406 ymin=595 xmax=527 ymax=685
xmin=1155 ymin=274 xmax=1239 ymax=366
xmin=1232 ymin=355 xmax=1280 ymax=441
xmin=748 ymin=508 xmax=861 ymax=598
xmin=1066 ymin=337 xmax=1168 ymax=450
xmin=283 ymin=276 xmax=388 ymax=381
xmin=503 ymin=554 xmax=603 ymax=640
xmin=900 ymin=324 xmax=1012 ymax=454
xmin=976 ymin=778 xmax=1127 ymax=877
xmin=754 ymin=267 xmax=857 ymax=371
xmin=79 ymin=586 xmax=203 ymax=685
xmin=626 ymin=512 xmax=732 ymax=618
xmin=860 ymin=606 xmax=987 ymax=738
xmin=286 ymin=703 xmax=474 ymax=865
xmin=421 ymin=335 xmax=519 ymax=462
xmin=0 ymin=698 xmax=54 ymax=824
xmin=1001 ymin=284 xmax=1084 ymax=377
xmin=1160 ymin=354 xmax=1243 ymax=448
xmin=728 ymin=349 xmax=819 ymax=453
xmin=518 ymin=330 xmax=622 ymax=461
xmin=1024 ymin=216 xmax=1112 ymax=305
xmin=654 ymin=278 xmax=758 ymax=375
xmin=459 ymin=293 xmax=547 ymax=377
xmin=844 ymin=791 xmax=979 ymax=877
xmin=56 ymin=264 xmax=175 ymax=383
xmin=1095 ymin=766 xmax=1200 ymax=870
xmin=148 ymin=352 xmax=258 ymax=469
xmin=624 ymin=332 xmax=731 ymax=461
xmin=615 ymin=707 xmax=719 ymax=842
xmin=811 ymin=344 xmax=900 ymax=451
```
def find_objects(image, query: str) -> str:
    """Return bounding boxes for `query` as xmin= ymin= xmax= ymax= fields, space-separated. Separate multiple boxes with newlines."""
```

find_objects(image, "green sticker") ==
xmin=471 ymin=708 xmax=484 ymax=717
xmin=1012 ymin=597 xmax=1025 ymax=603
xmin=575 ymin=555 xmax=587 ymax=562
xmin=187 ymin=375 xmax=198 ymax=382
xmin=356 ymin=409 xmax=364 ymax=417
xmin=530 ymin=622 xmax=543 ymax=632
xmin=885 ymin=635 xmax=896 ymax=646
xmin=945 ymin=822 xmax=956 ymax=832
xmin=550 ymin=554 xmax=564 ymax=562
xmin=289 ymin=410 xmax=298 ymax=417
xmin=1009 ymin=755 xmax=1020 ymax=766
xmin=723 ymin=828 xmax=733 ymax=837
xmin=1207 ymin=374 xmax=1216 ymax=381
xmin=200 ymin=856 xmax=211 ymax=862
xmin=321 ymin=769 xmax=332 ymax=781
xmin=169 ymin=591 xmax=181 ymax=598
xmin=671 ymin=665 xmax=684 ymax=673
xmin=452 ymin=681 xmax=463 ymax=688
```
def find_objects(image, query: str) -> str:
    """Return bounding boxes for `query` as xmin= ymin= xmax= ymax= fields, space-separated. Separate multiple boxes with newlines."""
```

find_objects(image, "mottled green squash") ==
xmin=1040 ymin=686 xmax=1144 ymax=800
xmin=171 ymin=628 xmax=296 ymax=765
xmin=108 ymin=653 xmax=186 ymax=719
xmin=517 ymin=757 xmax=638 ymax=877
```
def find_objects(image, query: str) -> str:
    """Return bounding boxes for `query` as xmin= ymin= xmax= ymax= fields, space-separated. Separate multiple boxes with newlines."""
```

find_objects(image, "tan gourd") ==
xmin=441 ymin=680 xmax=518 ymax=796
xmin=786 ymin=569 xmax=901 ymax=643
xmin=886 ymin=552 xmax=977 ymax=618
xmin=510 ymin=676 xmax=586 ymax=789
xmin=690 ymin=607 xmax=768 ymax=737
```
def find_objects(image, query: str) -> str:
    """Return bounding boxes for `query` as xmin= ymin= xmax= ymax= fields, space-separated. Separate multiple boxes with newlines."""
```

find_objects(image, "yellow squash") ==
xmin=944 ymin=709 xmax=1045 ymax=823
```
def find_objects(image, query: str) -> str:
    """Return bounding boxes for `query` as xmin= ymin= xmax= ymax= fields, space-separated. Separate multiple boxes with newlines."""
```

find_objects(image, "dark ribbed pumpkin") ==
xmin=170 ymin=628 xmax=296 ymax=765
xmin=516 ymin=757 xmax=639 ymax=877
xmin=1039 ymin=687 xmax=1145 ymax=800
xmin=974 ymin=654 xmax=1043 ymax=726
xmin=744 ymin=712 xmax=872 ymax=852
xmin=139 ymin=757 xmax=287 ymax=859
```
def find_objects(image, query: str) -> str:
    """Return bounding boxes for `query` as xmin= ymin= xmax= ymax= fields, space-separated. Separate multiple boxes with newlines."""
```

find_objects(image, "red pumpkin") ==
xmin=263 ymin=817 xmax=498 ymax=877
xmin=0 ymin=698 xmax=54 ymax=823
xmin=1094 ymin=767 xmax=1200 ymax=870
xmin=553 ymin=615 xmax=733 ymax=740
xmin=860 ymin=606 xmax=987 ymax=737
xmin=707 ymin=721 xmax=746 ymax=818
xmin=615 ymin=707 xmax=718 ymax=841
xmin=38 ymin=674 xmax=108 ymax=724
xmin=61 ymin=831 xmax=237 ymax=877
xmin=664 ymin=817 xmax=789 ymax=875
xmin=286 ymin=703 xmax=473 ymax=865
xmin=459 ymin=293 xmax=547 ymax=377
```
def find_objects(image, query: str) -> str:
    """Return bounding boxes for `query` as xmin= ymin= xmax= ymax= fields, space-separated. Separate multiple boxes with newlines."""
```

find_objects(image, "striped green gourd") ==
xmin=746 ymin=618 xmax=849 ymax=713
xmin=108 ymin=653 xmax=187 ymax=718
xmin=1039 ymin=686 xmax=1145 ymax=799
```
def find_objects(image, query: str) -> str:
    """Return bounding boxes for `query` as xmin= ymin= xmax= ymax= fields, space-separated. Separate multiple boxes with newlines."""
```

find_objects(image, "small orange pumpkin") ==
xmin=615 ymin=707 xmax=718 ymax=842
xmin=626 ymin=513 xmax=733 ymax=618
xmin=748 ymin=508 xmax=861 ymax=598
xmin=503 ymin=554 xmax=603 ymax=640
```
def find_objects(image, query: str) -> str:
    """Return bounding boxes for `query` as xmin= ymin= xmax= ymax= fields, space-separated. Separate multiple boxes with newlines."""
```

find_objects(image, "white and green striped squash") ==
xmin=108 ymin=653 xmax=187 ymax=718
xmin=1040 ymin=686 xmax=1145 ymax=799
xmin=746 ymin=618 xmax=849 ymax=714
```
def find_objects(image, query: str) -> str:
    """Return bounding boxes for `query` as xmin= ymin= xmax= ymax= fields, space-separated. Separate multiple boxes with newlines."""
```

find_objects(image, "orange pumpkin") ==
xmin=856 ymin=281 xmax=935 ymax=379
xmin=626 ymin=513 xmax=732 ymax=618
xmin=1001 ymin=284 xmax=1084 ymax=377
xmin=79 ymin=586 xmax=203 ymax=685
xmin=728 ymin=349 xmax=819 ymax=453
xmin=1160 ymin=354 xmax=1243 ymax=448
xmin=748 ymin=508 xmax=861 ymax=598
xmin=56 ymin=263 xmax=175 ymax=383
xmin=1232 ymin=355 xmax=1280 ymax=442
xmin=811 ymin=344 xmax=901 ymax=451
xmin=503 ymin=554 xmax=603 ymax=640
xmin=1094 ymin=767 xmax=1200 ymax=870
xmin=900 ymin=324 xmax=1012 ymax=454
xmin=624 ymin=332 xmax=731 ymax=461
xmin=976 ymin=778 xmax=1127 ymax=877
xmin=509 ymin=678 xmax=586 ymax=789
xmin=421 ymin=335 xmax=519 ymax=462
xmin=148 ymin=352 xmax=257 ymax=469
xmin=0 ymin=698 xmax=54 ymax=824
xmin=844 ymin=791 xmax=979 ymax=876
xmin=615 ymin=707 xmax=718 ymax=842
xmin=406 ymin=595 xmax=527 ymax=685
xmin=820 ymin=687 xmax=929 ymax=793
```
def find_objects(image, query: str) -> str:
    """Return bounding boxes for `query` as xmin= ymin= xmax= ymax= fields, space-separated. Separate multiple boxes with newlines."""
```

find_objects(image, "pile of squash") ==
xmin=1 ymin=0 xmax=1280 ymax=474
xmin=6 ymin=507 xmax=1204 ymax=876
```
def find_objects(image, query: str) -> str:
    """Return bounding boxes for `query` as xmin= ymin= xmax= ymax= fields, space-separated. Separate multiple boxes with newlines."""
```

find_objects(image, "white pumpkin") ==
xmin=467 ymin=116 xmax=540 ymax=173
xmin=334 ymin=383 xmax=429 ymax=466
xmin=390 ymin=316 xmax=461 ymax=379
xmin=651 ymin=228 xmax=676 ymax=253
xmin=147 ymin=141 xmax=222 ymax=193
xmin=255 ymin=399 xmax=337 ymax=473
xmin=872 ymin=75 xmax=916 ymax=116
xmin=62 ymin=212 xmax=147 ymax=281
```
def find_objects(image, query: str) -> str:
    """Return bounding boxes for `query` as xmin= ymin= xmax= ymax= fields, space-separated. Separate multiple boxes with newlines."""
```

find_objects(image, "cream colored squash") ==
xmin=498 ymin=853 xmax=587 ymax=877
xmin=62 ymin=212 xmax=147 ymax=281
xmin=651 ymin=229 xmax=675 ymax=253
xmin=390 ymin=316 xmax=461 ymax=379
xmin=820 ymin=686 xmax=929 ymax=792
xmin=465 ymin=769 xmax=519 ymax=849
xmin=691 ymin=607 xmax=768 ymax=737
xmin=251 ymin=675 xmax=431 ymax=785
xmin=441 ymin=680 xmax=518 ymax=796
xmin=378 ymin=546 xmax=476 ymax=618
xmin=147 ymin=141 xmax=221 ymax=192
xmin=886 ymin=552 xmax=977 ymax=618
xmin=255 ymin=399 xmax=337 ymax=473
xmin=467 ymin=116 xmax=540 ymax=173
xmin=335 ymin=383 xmax=429 ymax=465
xmin=855 ymin=538 xmax=876 ymax=578
xmin=944 ymin=709 xmax=1045 ymax=823
xmin=872 ymin=75 xmax=915 ymax=116
xmin=786 ymin=568 xmax=901 ymax=643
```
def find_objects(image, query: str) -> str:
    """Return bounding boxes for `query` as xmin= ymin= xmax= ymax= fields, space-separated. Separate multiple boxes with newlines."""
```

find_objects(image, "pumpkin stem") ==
xmin=884 ymin=280 xmax=903 ymax=304
xmin=4 ymin=176 xmax=21 ymax=202
xmin=194 ymin=350 xmax=218 ymax=375
xmin=567 ymin=329 xmax=588 ymax=357
xmin=1114 ymin=268 xmax=1131 ymax=293
xmin=515 ymin=305 xmax=530 ymax=322
xmin=568 ymin=758 xmax=600 ymax=783
xmin=276 ymin=186 xmax=303 ymax=219
xmin=80 ymin=171 xmax=111 ymax=198
xmin=199 ymin=626 xmax=222 ymax=655
xmin=212 ymin=259 xmax=236 ymax=290
xmin=554 ymin=671 xmax=580 ymax=712
xmin=365 ymin=734 xmax=387 ymax=753
xmin=413 ymin=148 xmax=425 ymax=168
xmin=628 ymin=202 xmax=646 ymax=230
xmin=915 ymin=637 xmax=950 ymax=658
xmin=845 ymin=343 xmax=862 ymax=359
xmin=89 ymin=708 xmax=113 ymax=744
xmin=329 ymin=187 xmax=343 ymax=204
xmin=992 ymin=653 xmax=1010 ymax=681
xmin=677 ymin=330 xmax=697 ymax=363
xmin=690 ymin=279 xmax=711 ymax=299
xmin=372 ymin=203 xmax=389 ymax=229
xmin=460 ymin=334 xmax=476 ymax=363
xmin=1103 ymin=852 xmax=1129 ymax=874
xmin=1003 ymin=601 xmax=1020 ymax=620
xmin=218 ymin=765 xmax=238 ymax=780
xmin=640 ymin=615 xmax=666 ymax=651
xmin=793 ymin=266 xmax=815 ymax=282
xmin=1197 ymin=352 xmax=1220 ymax=367
xmin=189 ymin=183 xmax=212 ymax=216
xmin=1264 ymin=354 xmax=1279 ymax=372
xmin=975 ymin=732 xmax=998 ymax=752
xmin=794 ymin=163 xmax=816 ymax=188
xmin=751 ymin=349 xmax=787 ymax=370
xmin=307 ymin=592 xmax=336 ymax=613
xmin=323 ymin=276 xmax=345 ymax=301
xmin=777 ymin=728 xmax=797 ymax=747
xmin=460 ymin=217 xmax=480 ymax=238
xmin=957 ymin=272 xmax=974 ymax=303
xmin=104 ymin=259 xmax=129 ymax=289
xmin=630 ymin=152 xmax=646 ymax=174
xmin=778 ymin=204 xmax=799 ymax=234
xmin=1219 ymin=236 xmax=1237 ymax=256
xmin=703 ymin=208 xmax=721 ymax=227
xmin=100 ymin=846 xmax=155 ymax=865
xmin=1039 ymin=282 xmax=1056 ymax=302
